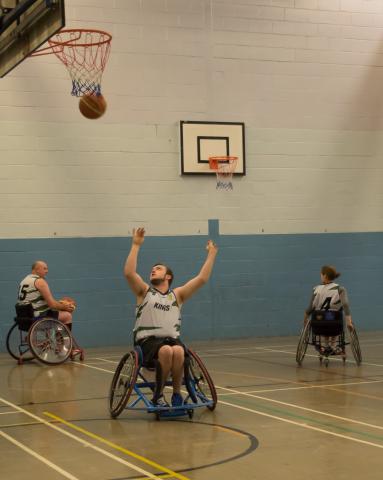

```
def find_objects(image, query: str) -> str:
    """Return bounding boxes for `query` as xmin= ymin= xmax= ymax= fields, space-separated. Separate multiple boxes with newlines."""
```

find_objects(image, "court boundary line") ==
xmin=44 ymin=411 xmax=190 ymax=480
xmin=218 ymin=399 xmax=383 ymax=449
xmin=256 ymin=346 xmax=383 ymax=368
xmin=0 ymin=396 xmax=172 ymax=480
xmin=0 ymin=430 xmax=80 ymax=480
xmin=216 ymin=384 xmax=383 ymax=431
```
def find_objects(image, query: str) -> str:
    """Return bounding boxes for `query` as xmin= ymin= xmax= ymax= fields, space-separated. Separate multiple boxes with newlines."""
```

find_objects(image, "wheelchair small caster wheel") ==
xmin=155 ymin=412 xmax=161 ymax=421
xmin=80 ymin=353 xmax=85 ymax=361
xmin=187 ymin=409 xmax=194 ymax=419
xmin=324 ymin=358 xmax=329 ymax=368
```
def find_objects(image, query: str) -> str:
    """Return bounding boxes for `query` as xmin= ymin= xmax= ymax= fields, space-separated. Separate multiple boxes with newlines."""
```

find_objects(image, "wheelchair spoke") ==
xmin=29 ymin=319 xmax=72 ymax=365
xmin=296 ymin=321 xmax=310 ymax=365
xmin=187 ymin=349 xmax=217 ymax=411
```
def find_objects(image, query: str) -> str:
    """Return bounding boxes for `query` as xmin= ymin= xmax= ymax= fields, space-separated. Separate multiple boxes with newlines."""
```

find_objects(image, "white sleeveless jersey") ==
xmin=134 ymin=288 xmax=181 ymax=342
xmin=311 ymin=283 xmax=342 ymax=311
xmin=18 ymin=274 xmax=49 ymax=317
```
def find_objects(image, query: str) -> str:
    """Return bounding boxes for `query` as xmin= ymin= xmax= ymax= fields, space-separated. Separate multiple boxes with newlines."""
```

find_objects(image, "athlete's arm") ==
xmin=339 ymin=286 xmax=353 ymax=329
xmin=124 ymin=227 xmax=149 ymax=298
xmin=174 ymin=240 xmax=218 ymax=304
xmin=35 ymin=278 xmax=73 ymax=312
xmin=303 ymin=291 xmax=315 ymax=325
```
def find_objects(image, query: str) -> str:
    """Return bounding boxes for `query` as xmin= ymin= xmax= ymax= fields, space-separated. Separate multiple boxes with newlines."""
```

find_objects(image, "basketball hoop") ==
xmin=209 ymin=156 xmax=238 ymax=190
xmin=31 ymin=29 xmax=112 ymax=97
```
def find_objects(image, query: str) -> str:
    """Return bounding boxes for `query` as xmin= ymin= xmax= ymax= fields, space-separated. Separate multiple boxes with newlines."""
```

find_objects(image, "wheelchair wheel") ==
xmin=187 ymin=349 xmax=217 ymax=411
xmin=28 ymin=319 xmax=72 ymax=365
xmin=6 ymin=324 xmax=34 ymax=363
xmin=109 ymin=351 xmax=139 ymax=418
xmin=349 ymin=328 xmax=362 ymax=366
xmin=296 ymin=321 xmax=311 ymax=365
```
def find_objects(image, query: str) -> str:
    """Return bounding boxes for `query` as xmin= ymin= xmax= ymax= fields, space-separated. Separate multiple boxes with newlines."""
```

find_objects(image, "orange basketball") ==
xmin=60 ymin=297 xmax=77 ymax=309
xmin=79 ymin=94 xmax=107 ymax=119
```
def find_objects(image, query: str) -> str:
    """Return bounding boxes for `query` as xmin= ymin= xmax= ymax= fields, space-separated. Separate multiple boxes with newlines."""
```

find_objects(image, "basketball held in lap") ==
xmin=79 ymin=94 xmax=107 ymax=119
xmin=59 ymin=297 xmax=77 ymax=311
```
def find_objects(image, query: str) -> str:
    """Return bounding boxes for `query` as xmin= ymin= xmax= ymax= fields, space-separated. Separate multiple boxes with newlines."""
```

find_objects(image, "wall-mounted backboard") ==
xmin=180 ymin=120 xmax=246 ymax=175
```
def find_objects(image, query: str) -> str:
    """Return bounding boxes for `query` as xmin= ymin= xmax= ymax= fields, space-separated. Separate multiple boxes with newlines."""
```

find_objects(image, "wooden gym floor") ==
xmin=1 ymin=332 xmax=383 ymax=479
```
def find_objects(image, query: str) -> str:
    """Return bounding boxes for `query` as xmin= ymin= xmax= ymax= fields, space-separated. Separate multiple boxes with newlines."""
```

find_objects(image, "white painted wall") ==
xmin=1 ymin=0 xmax=383 ymax=238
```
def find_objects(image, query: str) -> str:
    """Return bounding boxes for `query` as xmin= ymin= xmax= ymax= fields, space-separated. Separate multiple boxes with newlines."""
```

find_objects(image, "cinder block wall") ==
xmin=1 ymin=1 xmax=383 ymax=349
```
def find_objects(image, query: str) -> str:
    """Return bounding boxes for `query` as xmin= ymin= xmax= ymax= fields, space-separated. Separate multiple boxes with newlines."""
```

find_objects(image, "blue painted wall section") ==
xmin=1 ymin=227 xmax=382 ymax=351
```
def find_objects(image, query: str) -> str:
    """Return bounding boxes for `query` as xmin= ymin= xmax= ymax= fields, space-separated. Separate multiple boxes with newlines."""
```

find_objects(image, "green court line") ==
xmin=227 ymin=395 xmax=383 ymax=443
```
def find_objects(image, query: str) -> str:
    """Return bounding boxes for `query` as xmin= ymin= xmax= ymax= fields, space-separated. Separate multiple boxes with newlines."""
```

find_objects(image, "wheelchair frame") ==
xmin=296 ymin=310 xmax=362 ymax=367
xmin=109 ymin=346 xmax=217 ymax=420
xmin=6 ymin=303 xmax=84 ymax=365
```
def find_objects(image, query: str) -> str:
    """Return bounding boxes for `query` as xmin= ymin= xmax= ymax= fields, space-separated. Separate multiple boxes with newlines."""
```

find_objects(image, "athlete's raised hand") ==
xmin=132 ymin=227 xmax=145 ymax=246
xmin=206 ymin=239 xmax=218 ymax=254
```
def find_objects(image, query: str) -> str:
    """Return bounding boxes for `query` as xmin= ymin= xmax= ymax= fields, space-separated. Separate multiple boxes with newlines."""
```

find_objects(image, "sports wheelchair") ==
xmin=296 ymin=310 xmax=362 ymax=367
xmin=109 ymin=346 xmax=217 ymax=420
xmin=6 ymin=303 xmax=84 ymax=365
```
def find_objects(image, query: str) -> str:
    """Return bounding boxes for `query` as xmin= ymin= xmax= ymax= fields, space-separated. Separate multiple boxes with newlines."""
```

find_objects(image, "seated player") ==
xmin=18 ymin=260 xmax=76 ymax=330
xmin=124 ymin=227 xmax=218 ymax=407
xmin=303 ymin=265 xmax=354 ymax=354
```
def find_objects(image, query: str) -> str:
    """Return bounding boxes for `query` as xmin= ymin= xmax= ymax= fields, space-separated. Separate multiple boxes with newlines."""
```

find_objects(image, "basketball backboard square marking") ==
xmin=180 ymin=121 xmax=245 ymax=175
xmin=197 ymin=136 xmax=229 ymax=165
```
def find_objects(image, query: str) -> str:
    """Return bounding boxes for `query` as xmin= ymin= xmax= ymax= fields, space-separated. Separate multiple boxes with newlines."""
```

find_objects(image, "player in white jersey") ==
xmin=124 ymin=227 xmax=218 ymax=407
xmin=18 ymin=261 xmax=75 ymax=326
xmin=303 ymin=265 xmax=354 ymax=353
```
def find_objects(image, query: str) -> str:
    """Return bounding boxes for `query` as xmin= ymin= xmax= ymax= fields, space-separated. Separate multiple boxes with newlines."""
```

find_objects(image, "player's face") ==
xmin=35 ymin=262 xmax=48 ymax=278
xmin=150 ymin=265 xmax=168 ymax=286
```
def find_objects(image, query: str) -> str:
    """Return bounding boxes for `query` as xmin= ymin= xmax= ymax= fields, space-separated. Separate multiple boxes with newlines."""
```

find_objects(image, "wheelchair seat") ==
xmin=296 ymin=309 xmax=362 ymax=367
xmin=310 ymin=310 xmax=343 ymax=337
xmin=109 ymin=345 xmax=217 ymax=420
xmin=14 ymin=302 xmax=35 ymax=332
xmin=7 ymin=303 xmax=84 ymax=365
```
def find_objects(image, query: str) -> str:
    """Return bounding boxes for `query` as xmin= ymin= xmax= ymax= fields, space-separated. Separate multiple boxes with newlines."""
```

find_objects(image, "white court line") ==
xmin=93 ymin=357 xmax=119 ymax=364
xmin=217 ymin=378 xmax=383 ymax=395
xmin=256 ymin=346 xmax=383 ymax=368
xmin=218 ymin=399 xmax=383 ymax=449
xmin=0 ymin=397 xmax=162 ymax=480
xmin=0 ymin=410 xmax=19 ymax=415
xmin=73 ymin=359 xmax=383 ymax=450
xmin=216 ymin=384 xmax=383 ymax=431
xmin=0 ymin=430 xmax=79 ymax=480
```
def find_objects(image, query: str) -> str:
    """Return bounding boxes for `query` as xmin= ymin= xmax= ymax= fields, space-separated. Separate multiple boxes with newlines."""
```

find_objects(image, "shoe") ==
xmin=171 ymin=393 xmax=184 ymax=407
xmin=152 ymin=395 xmax=169 ymax=408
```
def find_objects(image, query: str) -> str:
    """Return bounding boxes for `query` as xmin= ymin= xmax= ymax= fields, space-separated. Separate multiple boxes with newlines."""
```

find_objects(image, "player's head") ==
xmin=150 ymin=263 xmax=174 ymax=287
xmin=32 ymin=260 xmax=48 ymax=278
xmin=320 ymin=265 xmax=340 ymax=283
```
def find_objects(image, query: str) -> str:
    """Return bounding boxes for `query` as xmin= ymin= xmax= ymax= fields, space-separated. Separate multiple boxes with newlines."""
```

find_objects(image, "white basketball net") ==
xmin=214 ymin=158 xmax=238 ymax=190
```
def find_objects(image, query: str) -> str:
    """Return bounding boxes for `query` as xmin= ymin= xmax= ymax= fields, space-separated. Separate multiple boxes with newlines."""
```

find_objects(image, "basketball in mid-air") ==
xmin=79 ymin=94 xmax=107 ymax=119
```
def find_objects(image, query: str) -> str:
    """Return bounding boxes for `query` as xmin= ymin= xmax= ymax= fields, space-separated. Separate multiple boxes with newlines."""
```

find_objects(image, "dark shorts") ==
xmin=38 ymin=309 xmax=59 ymax=320
xmin=135 ymin=336 xmax=186 ymax=367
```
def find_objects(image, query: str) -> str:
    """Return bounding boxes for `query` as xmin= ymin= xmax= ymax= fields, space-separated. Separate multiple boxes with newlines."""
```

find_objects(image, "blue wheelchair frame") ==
xmin=109 ymin=346 xmax=217 ymax=420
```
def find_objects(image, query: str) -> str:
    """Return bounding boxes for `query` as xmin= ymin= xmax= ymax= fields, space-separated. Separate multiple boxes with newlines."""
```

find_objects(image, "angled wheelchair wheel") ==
xmin=296 ymin=321 xmax=311 ymax=365
xmin=349 ymin=328 xmax=362 ymax=366
xmin=6 ymin=324 xmax=34 ymax=363
xmin=187 ymin=349 xmax=217 ymax=411
xmin=28 ymin=319 xmax=72 ymax=365
xmin=109 ymin=351 xmax=139 ymax=418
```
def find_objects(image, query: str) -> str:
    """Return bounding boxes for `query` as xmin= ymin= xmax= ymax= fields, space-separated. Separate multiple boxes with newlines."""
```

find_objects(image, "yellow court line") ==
xmin=44 ymin=412 xmax=190 ymax=480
